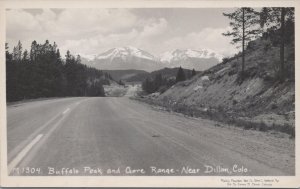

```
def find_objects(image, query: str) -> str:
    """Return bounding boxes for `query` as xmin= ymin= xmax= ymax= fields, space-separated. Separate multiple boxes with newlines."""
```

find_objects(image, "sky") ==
xmin=6 ymin=8 xmax=238 ymax=58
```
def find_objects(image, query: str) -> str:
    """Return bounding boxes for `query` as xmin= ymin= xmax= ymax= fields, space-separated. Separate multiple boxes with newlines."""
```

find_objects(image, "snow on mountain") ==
xmin=160 ymin=49 xmax=223 ymax=63
xmin=159 ymin=49 xmax=223 ymax=70
xmin=96 ymin=46 xmax=157 ymax=62
xmin=86 ymin=47 xmax=160 ymax=71
xmin=80 ymin=54 xmax=97 ymax=61
xmin=83 ymin=47 xmax=223 ymax=71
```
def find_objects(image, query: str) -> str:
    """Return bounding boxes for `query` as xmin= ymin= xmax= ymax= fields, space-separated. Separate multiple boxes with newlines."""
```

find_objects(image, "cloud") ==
xmin=6 ymin=9 xmax=43 ymax=39
xmin=7 ymin=9 xmax=137 ymax=39
xmin=60 ymin=18 xmax=168 ymax=56
xmin=54 ymin=9 xmax=137 ymax=37
xmin=6 ymin=8 xmax=236 ymax=58
xmin=6 ymin=9 xmax=169 ymax=56
xmin=140 ymin=18 xmax=168 ymax=38
xmin=162 ymin=27 xmax=237 ymax=56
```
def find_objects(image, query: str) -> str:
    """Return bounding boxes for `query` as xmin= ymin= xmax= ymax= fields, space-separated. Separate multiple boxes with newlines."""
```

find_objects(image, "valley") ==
xmin=81 ymin=46 xmax=222 ymax=71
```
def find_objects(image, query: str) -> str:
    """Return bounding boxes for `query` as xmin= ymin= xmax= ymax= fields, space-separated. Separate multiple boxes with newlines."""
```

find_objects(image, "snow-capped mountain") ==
xmin=160 ymin=49 xmax=223 ymax=70
xmin=96 ymin=46 xmax=156 ymax=61
xmin=80 ymin=54 xmax=97 ymax=61
xmin=85 ymin=47 xmax=160 ymax=71
xmin=83 ymin=47 xmax=223 ymax=71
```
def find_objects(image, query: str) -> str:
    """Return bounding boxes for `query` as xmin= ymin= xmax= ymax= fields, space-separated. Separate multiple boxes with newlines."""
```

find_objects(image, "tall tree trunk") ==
xmin=242 ymin=8 xmax=245 ymax=78
xmin=280 ymin=8 xmax=286 ymax=81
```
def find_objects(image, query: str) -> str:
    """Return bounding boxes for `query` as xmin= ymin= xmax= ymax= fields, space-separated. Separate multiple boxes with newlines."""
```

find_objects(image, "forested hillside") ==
xmin=103 ymin=69 xmax=149 ymax=83
xmin=141 ymin=67 xmax=197 ymax=94
xmin=6 ymin=40 xmax=110 ymax=102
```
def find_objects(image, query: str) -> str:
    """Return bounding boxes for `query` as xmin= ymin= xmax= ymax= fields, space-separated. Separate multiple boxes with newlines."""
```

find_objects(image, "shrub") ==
xmin=264 ymin=42 xmax=271 ymax=52
xmin=228 ymin=69 xmax=236 ymax=76
xmin=222 ymin=57 xmax=230 ymax=64
xmin=258 ymin=121 xmax=268 ymax=132
xmin=271 ymin=103 xmax=278 ymax=109
xmin=233 ymin=99 xmax=238 ymax=105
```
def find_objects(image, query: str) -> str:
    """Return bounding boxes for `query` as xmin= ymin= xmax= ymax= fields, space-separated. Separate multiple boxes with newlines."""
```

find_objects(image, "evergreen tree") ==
xmin=30 ymin=40 xmax=37 ymax=62
xmin=56 ymin=49 xmax=61 ymax=62
xmin=6 ymin=43 xmax=16 ymax=101
xmin=6 ymin=40 xmax=106 ymax=101
xmin=142 ymin=78 xmax=153 ymax=93
xmin=142 ymin=71 xmax=179 ymax=94
xmin=176 ymin=66 xmax=186 ymax=82
xmin=53 ymin=42 xmax=57 ymax=52
xmin=22 ymin=50 xmax=29 ymax=62
xmin=76 ymin=55 xmax=81 ymax=64
xmin=223 ymin=8 xmax=260 ymax=79
xmin=191 ymin=69 xmax=196 ymax=77
xmin=259 ymin=7 xmax=294 ymax=81
xmin=88 ymin=81 xmax=105 ymax=97
xmin=118 ymin=80 xmax=125 ymax=86
xmin=65 ymin=50 xmax=72 ymax=64
xmin=5 ymin=43 xmax=12 ymax=61
xmin=154 ymin=73 xmax=163 ymax=90
xmin=12 ymin=46 xmax=18 ymax=61
xmin=16 ymin=40 xmax=23 ymax=61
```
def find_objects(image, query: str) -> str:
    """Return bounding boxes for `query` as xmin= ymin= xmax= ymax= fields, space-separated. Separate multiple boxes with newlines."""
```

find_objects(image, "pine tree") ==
xmin=43 ymin=39 xmax=50 ymax=53
xmin=118 ymin=80 xmax=125 ymax=86
xmin=6 ymin=43 xmax=17 ymax=101
xmin=22 ymin=50 xmax=29 ymax=62
xmin=176 ymin=66 xmax=186 ymax=82
xmin=191 ymin=69 xmax=196 ymax=77
xmin=259 ymin=7 xmax=294 ymax=81
xmin=65 ymin=50 xmax=72 ymax=64
xmin=76 ymin=55 xmax=81 ymax=64
xmin=53 ymin=42 xmax=57 ymax=52
xmin=16 ymin=40 xmax=23 ymax=61
xmin=223 ymin=8 xmax=260 ymax=79
xmin=56 ymin=49 xmax=61 ymax=61
xmin=12 ymin=46 xmax=18 ymax=61
xmin=142 ymin=78 xmax=153 ymax=93
xmin=30 ymin=40 xmax=37 ymax=62
xmin=154 ymin=73 xmax=163 ymax=90
xmin=5 ymin=43 xmax=12 ymax=61
xmin=6 ymin=40 xmax=107 ymax=101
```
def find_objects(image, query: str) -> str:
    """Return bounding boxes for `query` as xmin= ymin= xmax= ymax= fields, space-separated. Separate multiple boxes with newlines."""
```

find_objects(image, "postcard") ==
xmin=0 ymin=0 xmax=299 ymax=187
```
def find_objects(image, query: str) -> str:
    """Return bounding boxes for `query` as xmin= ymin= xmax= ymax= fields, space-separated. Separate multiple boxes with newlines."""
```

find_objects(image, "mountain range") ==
xmin=81 ymin=46 xmax=223 ymax=72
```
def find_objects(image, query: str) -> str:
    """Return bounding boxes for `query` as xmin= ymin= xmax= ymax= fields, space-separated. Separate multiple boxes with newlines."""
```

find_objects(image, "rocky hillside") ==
xmin=140 ymin=37 xmax=295 ymax=136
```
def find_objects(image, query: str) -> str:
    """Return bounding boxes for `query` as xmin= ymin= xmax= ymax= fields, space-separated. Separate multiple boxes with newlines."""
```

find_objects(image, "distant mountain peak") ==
xmin=80 ymin=54 xmax=97 ymax=61
xmin=81 ymin=46 xmax=223 ymax=71
xmin=95 ymin=46 xmax=157 ymax=61
xmin=160 ymin=48 xmax=223 ymax=63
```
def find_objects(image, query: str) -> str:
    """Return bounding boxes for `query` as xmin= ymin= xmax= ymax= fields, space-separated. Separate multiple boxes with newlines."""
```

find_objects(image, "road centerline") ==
xmin=8 ymin=134 xmax=44 ymax=175
xmin=63 ymin=108 xmax=70 ymax=115
xmin=8 ymin=100 xmax=85 ymax=163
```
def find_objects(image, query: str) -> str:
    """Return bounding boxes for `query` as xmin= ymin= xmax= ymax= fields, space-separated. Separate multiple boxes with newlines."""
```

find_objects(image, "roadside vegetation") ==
xmin=6 ymin=40 xmax=110 ymax=102
xmin=141 ymin=67 xmax=196 ymax=94
xmin=137 ymin=7 xmax=295 ymax=137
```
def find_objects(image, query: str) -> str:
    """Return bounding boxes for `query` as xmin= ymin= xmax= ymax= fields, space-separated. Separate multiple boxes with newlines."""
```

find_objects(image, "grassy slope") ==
xmin=142 ymin=38 xmax=295 ymax=135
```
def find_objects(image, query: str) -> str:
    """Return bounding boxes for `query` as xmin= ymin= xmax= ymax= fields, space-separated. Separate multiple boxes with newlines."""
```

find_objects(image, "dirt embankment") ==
xmin=136 ymin=38 xmax=295 ymax=136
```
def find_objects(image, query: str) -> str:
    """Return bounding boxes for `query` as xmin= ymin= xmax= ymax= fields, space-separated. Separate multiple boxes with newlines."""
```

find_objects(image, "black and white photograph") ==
xmin=1 ymin=0 xmax=299 ymax=187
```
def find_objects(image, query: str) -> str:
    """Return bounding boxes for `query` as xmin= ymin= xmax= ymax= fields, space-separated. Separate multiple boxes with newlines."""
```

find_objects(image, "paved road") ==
xmin=7 ymin=97 xmax=294 ymax=176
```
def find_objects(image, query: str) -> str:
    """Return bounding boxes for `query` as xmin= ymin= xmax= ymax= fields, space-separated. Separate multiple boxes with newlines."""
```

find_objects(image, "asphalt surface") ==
xmin=7 ymin=97 xmax=293 ymax=176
